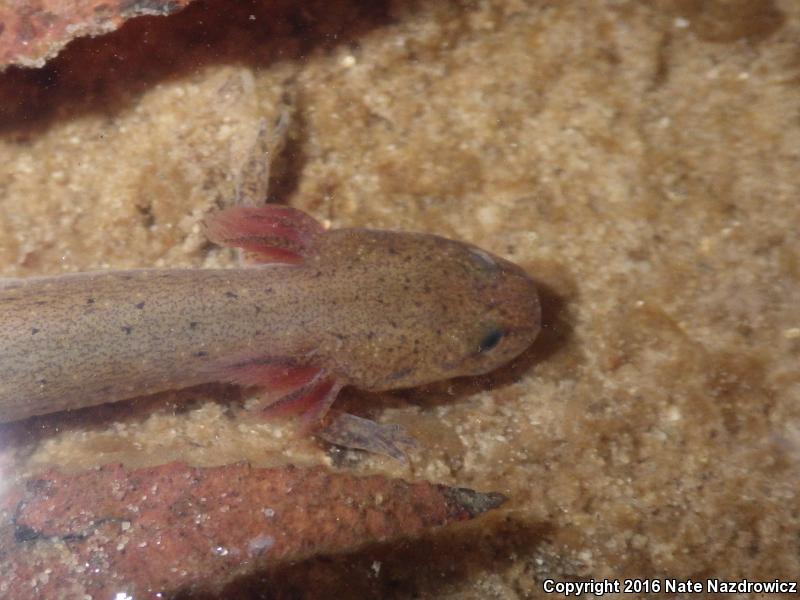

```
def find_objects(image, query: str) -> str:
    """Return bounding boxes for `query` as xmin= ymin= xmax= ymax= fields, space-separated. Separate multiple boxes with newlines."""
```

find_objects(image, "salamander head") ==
xmin=440 ymin=243 xmax=541 ymax=378
xmin=417 ymin=239 xmax=542 ymax=382
xmin=317 ymin=229 xmax=541 ymax=391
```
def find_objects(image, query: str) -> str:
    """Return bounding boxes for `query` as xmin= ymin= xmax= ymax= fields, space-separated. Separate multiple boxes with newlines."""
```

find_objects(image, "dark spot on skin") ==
xmin=254 ymin=330 xmax=263 ymax=336
xmin=99 ymin=385 xmax=113 ymax=394
xmin=265 ymin=287 xmax=273 ymax=293
xmin=121 ymin=325 xmax=133 ymax=335
xmin=388 ymin=367 xmax=413 ymax=381
xmin=135 ymin=301 xmax=145 ymax=309
xmin=38 ymin=379 xmax=47 ymax=386
xmin=388 ymin=246 xmax=399 ymax=255
xmin=255 ymin=306 xmax=262 ymax=314
xmin=31 ymin=328 xmax=39 ymax=335
xmin=189 ymin=321 xmax=199 ymax=329
xmin=366 ymin=332 xmax=375 ymax=340
xmin=195 ymin=351 xmax=208 ymax=357
xmin=389 ymin=320 xmax=398 ymax=329
xmin=87 ymin=298 xmax=95 ymax=305
xmin=136 ymin=202 xmax=156 ymax=228
xmin=225 ymin=291 xmax=238 ymax=299
xmin=33 ymin=300 xmax=48 ymax=306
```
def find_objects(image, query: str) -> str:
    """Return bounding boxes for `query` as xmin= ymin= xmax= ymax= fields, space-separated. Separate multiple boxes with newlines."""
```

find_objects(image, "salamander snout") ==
xmin=317 ymin=228 xmax=542 ymax=391
xmin=461 ymin=251 xmax=541 ymax=376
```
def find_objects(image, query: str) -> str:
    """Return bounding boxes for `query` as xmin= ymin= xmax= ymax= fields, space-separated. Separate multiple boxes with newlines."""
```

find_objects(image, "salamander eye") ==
xmin=458 ymin=245 xmax=500 ymax=280
xmin=467 ymin=247 xmax=498 ymax=273
xmin=478 ymin=328 xmax=505 ymax=353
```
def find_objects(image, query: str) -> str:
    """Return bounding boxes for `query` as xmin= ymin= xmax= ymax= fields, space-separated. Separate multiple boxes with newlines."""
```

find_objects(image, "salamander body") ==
xmin=0 ymin=206 xmax=540 ymax=424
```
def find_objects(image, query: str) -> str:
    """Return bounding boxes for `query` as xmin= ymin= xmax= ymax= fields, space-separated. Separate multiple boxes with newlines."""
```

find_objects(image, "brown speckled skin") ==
xmin=0 ymin=227 xmax=540 ymax=423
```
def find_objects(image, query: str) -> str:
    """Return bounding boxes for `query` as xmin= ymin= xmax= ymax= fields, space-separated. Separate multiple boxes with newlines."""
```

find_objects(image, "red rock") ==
xmin=0 ymin=0 xmax=194 ymax=70
xmin=0 ymin=462 xmax=505 ymax=598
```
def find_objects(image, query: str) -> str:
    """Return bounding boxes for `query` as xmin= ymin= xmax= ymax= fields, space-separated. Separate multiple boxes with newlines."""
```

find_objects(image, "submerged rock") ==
xmin=0 ymin=461 xmax=505 ymax=598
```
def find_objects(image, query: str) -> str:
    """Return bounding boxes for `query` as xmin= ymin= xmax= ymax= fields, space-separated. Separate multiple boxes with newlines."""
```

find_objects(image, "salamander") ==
xmin=0 ymin=205 xmax=540 ymax=428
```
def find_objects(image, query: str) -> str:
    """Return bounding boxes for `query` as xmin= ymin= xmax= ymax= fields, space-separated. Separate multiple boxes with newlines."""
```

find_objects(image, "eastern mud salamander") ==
xmin=0 ymin=205 xmax=541 ymax=429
